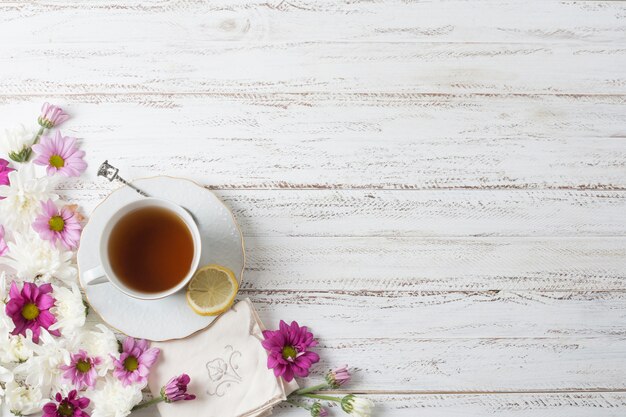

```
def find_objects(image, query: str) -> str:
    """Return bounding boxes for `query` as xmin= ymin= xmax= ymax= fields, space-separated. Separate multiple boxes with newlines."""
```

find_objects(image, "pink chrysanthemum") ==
xmin=33 ymin=199 xmax=82 ymax=249
xmin=161 ymin=374 xmax=196 ymax=402
xmin=311 ymin=402 xmax=329 ymax=417
xmin=112 ymin=337 xmax=160 ymax=386
xmin=61 ymin=350 xmax=102 ymax=390
xmin=261 ymin=320 xmax=320 ymax=382
xmin=32 ymin=131 xmax=86 ymax=177
xmin=326 ymin=365 xmax=351 ymax=388
xmin=5 ymin=281 xmax=60 ymax=343
xmin=0 ymin=225 xmax=8 ymax=256
xmin=38 ymin=103 xmax=70 ymax=129
xmin=0 ymin=158 xmax=14 ymax=190
xmin=42 ymin=390 xmax=90 ymax=417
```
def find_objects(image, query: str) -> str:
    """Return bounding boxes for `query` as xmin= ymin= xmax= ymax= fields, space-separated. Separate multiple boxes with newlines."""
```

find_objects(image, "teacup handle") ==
xmin=82 ymin=265 xmax=109 ymax=286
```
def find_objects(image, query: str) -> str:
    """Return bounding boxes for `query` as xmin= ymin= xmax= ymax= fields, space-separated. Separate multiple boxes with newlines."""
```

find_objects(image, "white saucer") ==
xmin=77 ymin=177 xmax=245 ymax=341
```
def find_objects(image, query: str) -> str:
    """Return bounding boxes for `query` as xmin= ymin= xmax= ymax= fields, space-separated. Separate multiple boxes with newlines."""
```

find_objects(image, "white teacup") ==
xmin=82 ymin=198 xmax=202 ymax=300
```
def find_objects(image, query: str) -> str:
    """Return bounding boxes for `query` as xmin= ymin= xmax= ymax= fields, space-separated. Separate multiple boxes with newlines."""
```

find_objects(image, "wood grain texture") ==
xmin=241 ymin=236 xmax=626 ymax=291
xmin=2 ymin=0 xmax=626 ymax=45
xmin=245 ymin=290 xmax=626 ymax=339
xmin=1 ymin=43 xmax=626 ymax=95
xmin=2 ymin=0 xmax=626 ymax=413
xmin=275 ymin=393 xmax=626 ymax=417
xmin=56 ymin=189 xmax=626 ymax=238
xmin=1 ymin=96 xmax=625 ymax=191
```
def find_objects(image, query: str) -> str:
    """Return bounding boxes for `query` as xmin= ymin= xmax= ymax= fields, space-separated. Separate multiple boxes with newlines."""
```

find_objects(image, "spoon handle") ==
xmin=97 ymin=160 xmax=150 ymax=197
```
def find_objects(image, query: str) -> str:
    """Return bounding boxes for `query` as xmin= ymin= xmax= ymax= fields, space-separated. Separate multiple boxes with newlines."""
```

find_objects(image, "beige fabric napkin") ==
xmin=148 ymin=298 xmax=297 ymax=417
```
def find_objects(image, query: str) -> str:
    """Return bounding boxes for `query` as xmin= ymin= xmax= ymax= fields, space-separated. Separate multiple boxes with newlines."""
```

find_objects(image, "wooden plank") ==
xmin=1 ymin=95 xmax=624 ymax=191
xmin=1 ymin=1 xmax=625 ymax=44
xmin=82 ymin=295 xmax=626 ymax=390
xmin=245 ymin=290 xmax=626 ymax=339
xmin=300 ymin=336 xmax=626 ymax=390
xmin=275 ymin=393 xmax=626 ymax=416
xmin=1 ymin=43 xmax=625 ymax=95
xmin=57 ymin=189 xmax=626 ymax=238
xmin=241 ymin=236 xmax=626 ymax=291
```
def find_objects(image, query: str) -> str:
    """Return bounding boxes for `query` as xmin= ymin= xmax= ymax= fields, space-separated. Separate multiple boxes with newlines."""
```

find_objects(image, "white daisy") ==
xmin=13 ymin=330 xmax=71 ymax=395
xmin=90 ymin=375 xmax=143 ymax=417
xmin=0 ymin=231 xmax=76 ymax=283
xmin=0 ymin=335 xmax=33 ymax=364
xmin=0 ymin=164 xmax=58 ymax=232
xmin=0 ymin=272 xmax=15 ymax=341
xmin=0 ymin=364 xmax=13 ymax=407
xmin=49 ymin=283 xmax=86 ymax=338
xmin=77 ymin=324 xmax=119 ymax=373
xmin=4 ymin=380 xmax=45 ymax=416
xmin=0 ymin=125 xmax=35 ymax=161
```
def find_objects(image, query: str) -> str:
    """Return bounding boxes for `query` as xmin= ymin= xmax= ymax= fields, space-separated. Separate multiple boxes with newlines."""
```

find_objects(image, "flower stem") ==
xmin=22 ymin=126 xmax=45 ymax=162
xmin=286 ymin=398 xmax=311 ymax=411
xmin=291 ymin=383 xmax=329 ymax=396
xmin=131 ymin=397 xmax=164 ymax=411
xmin=32 ymin=126 xmax=45 ymax=146
xmin=299 ymin=393 xmax=342 ymax=403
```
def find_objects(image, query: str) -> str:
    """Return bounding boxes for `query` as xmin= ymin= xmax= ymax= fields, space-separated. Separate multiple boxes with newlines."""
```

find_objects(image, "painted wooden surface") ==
xmin=3 ymin=0 xmax=626 ymax=415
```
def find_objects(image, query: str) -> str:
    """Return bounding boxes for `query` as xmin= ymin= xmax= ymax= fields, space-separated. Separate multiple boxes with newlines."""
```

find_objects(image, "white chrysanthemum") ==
xmin=0 ymin=164 xmax=58 ymax=232
xmin=77 ymin=324 xmax=119 ymax=373
xmin=0 ymin=231 xmax=76 ymax=283
xmin=4 ymin=380 xmax=45 ymax=416
xmin=0 ymin=335 xmax=33 ymax=364
xmin=49 ymin=283 xmax=86 ymax=337
xmin=13 ymin=330 xmax=71 ymax=395
xmin=90 ymin=375 xmax=143 ymax=417
xmin=0 ymin=125 xmax=34 ymax=157
xmin=0 ymin=364 xmax=13 ymax=407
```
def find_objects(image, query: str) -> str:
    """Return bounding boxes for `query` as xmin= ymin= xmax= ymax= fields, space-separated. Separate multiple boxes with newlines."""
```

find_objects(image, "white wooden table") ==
xmin=2 ymin=1 xmax=626 ymax=415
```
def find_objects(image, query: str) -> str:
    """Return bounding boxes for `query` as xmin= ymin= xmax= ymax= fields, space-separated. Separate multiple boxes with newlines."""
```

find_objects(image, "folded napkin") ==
xmin=148 ymin=298 xmax=297 ymax=417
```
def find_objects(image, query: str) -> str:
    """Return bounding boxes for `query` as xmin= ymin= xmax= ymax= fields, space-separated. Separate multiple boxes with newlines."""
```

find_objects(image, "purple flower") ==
xmin=61 ymin=350 xmax=102 ymax=390
xmin=261 ymin=320 xmax=320 ymax=382
xmin=33 ymin=199 xmax=82 ymax=249
xmin=5 ymin=281 xmax=60 ymax=343
xmin=112 ymin=337 xmax=160 ymax=386
xmin=32 ymin=131 xmax=86 ymax=177
xmin=0 ymin=159 xmax=14 ymax=191
xmin=311 ymin=402 xmax=329 ymax=417
xmin=161 ymin=374 xmax=196 ymax=403
xmin=42 ymin=390 xmax=90 ymax=417
xmin=38 ymin=103 xmax=70 ymax=129
xmin=326 ymin=365 xmax=351 ymax=388
xmin=0 ymin=225 xmax=8 ymax=256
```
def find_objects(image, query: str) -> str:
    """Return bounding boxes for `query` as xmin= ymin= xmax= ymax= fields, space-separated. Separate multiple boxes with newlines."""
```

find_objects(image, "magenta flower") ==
xmin=61 ymin=350 xmax=102 ymax=390
xmin=32 ymin=131 xmax=86 ymax=177
xmin=161 ymin=374 xmax=196 ymax=402
xmin=5 ymin=281 xmax=60 ymax=343
xmin=38 ymin=103 xmax=70 ymax=129
xmin=43 ymin=390 xmax=90 ymax=417
xmin=0 ymin=225 xmax=8 ymax=256
xmin=33 ymin=200 xmax=82 ymax=249
xmin=261 ymin=320 xmax=320 ymax=382
xmin=0 ymin=159 xmax=14 ymax=190
xmin=311 ymin=402 xmax=329 ymax=417
xmin=326 ymin=365 xmax=351 ymax=388
xmin=112 ymin=337 xmax=160 ymax=386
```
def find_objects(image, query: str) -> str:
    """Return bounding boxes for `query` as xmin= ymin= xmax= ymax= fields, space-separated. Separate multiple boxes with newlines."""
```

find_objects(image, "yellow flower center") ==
xmin=281 ymin=346 xmax=297 ymax=360
xmin=48 ymin=215 xmax=65 ymax=232
xmin=21 ymin=303 xmax=40 ymax=320
xmin=124 ymin=356 xmax=139 ymax=372
xmin=49 ymin=155 xmax=65 ymax=168
xmin=76 ymin=359 xmax=91 ymax=373
xmin=58 ymin=402 xmax=75 ymax=417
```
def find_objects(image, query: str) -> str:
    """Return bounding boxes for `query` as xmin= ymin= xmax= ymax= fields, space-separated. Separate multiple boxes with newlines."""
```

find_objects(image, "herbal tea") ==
xmin=108 ymin=206 xmax=194 ymax=293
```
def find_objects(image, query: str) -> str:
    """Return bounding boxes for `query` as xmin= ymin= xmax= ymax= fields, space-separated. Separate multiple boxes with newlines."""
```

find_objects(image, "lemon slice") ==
xmin=186 ymin=264 xmax=239 ymax=316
